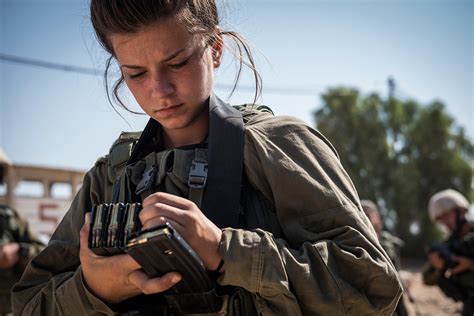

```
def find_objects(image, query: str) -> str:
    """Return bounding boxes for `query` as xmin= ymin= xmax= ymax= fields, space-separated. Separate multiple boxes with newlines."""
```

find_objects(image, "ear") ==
xmin=210 ymin=27 xmax=223 ymax=68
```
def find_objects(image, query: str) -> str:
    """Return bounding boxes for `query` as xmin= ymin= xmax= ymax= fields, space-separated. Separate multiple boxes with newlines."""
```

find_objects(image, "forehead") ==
xmin=110 ymin=17 xmax=200 ymax=61
xmin=437 ymin=209 xmax=456 ymax=221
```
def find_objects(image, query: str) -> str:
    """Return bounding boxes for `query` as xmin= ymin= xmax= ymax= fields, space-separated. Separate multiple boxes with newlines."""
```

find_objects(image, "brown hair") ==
xmin=90 ymin=0 xmax=262 ymax=112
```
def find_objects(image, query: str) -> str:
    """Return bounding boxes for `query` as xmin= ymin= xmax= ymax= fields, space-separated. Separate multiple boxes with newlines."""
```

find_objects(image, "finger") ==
xmin=129 ymin=270 xmax=182 ymax=295
xmin=140 ymin=216 xmax=167 ymax=230
xmin=141 ymin=215 xmax=186 ymax=232
xmin=112 ymin=253 xmax=142 ymax=271
xmin=159 ymin=217 xmax=186 ymax=233
xmin=143 ymin=192 xmax=194 ymax=209
xmin=79 ymin=213 xmax=141 ymax=271
xmin=139 ymin=203 xmax=186 ymax=227
xmin=79 ymin=213 xmax=94 ymax=256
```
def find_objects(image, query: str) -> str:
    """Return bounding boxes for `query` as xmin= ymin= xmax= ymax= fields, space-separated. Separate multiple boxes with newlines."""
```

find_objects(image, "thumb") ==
xmin=80 ymin=212 xmax=92 ymax=253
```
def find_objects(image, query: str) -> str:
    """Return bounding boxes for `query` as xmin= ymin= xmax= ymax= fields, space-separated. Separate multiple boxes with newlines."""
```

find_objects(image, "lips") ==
xmin=155 ymin=103 xmax=183 ymax=116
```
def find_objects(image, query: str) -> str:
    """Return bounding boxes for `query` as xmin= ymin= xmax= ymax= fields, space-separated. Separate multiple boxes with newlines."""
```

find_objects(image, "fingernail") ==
xmin=171 ymin=274 xmax=182 ymax=283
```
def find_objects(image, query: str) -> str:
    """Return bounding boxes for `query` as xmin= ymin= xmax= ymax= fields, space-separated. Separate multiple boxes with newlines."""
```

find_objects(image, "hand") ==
xmin=427 ymin=252 xmax=445 ymax=270
xmin=0 ymin=242 xmax=20 ymax=269
xmin=450 ymin=256 xmax=473 ymax=275
xmin=79 ymin=213 xmax=181 ymax=304
xmin=140 ymin=192 xmax=223 ymax=271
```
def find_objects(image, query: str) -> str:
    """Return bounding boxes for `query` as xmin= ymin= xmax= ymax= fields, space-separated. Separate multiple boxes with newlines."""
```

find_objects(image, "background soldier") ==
xmin=0 ymin=159 xmax=44 ymax=315
xmin=361 ymin=199 xmax=413 ymax=316
xmin=0 ymin=205 xmax=44 ymax=315
xmin=423 ymin=189 xmax=473 ymax=316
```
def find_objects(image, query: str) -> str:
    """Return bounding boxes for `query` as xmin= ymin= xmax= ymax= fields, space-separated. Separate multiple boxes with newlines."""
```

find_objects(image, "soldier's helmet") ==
xmin=428 ymin=189 xmax=470 ymax=222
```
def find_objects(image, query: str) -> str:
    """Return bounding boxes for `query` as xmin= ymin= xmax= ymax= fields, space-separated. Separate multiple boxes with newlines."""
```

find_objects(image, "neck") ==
xmin=163 ymin=110 xmax=209 ymax=149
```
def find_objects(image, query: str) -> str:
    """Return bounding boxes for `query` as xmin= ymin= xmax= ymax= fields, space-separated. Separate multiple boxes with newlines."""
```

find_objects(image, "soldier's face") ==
xmin=111 ymin=17 xmax=222 ymax=144
xmin=436 ymin=210 xmax=457 ymax=231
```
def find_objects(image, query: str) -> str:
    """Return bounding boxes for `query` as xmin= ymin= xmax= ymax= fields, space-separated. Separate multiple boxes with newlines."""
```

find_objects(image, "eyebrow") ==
xmin=120 ymin=48 xmax=186 ymax=69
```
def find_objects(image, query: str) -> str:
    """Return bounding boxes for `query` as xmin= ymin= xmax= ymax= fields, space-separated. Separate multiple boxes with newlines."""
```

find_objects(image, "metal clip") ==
xmin=188 ymin=161 xmax=208 ymax=189
xmin=135 ymin=166 xmax=157 ymax=195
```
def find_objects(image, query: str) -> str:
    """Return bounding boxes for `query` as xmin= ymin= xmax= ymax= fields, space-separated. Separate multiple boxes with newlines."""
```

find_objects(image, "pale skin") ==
xmin=428 ymin=209 xmax=472 ymax=275
xmin=79 ymin=16 xmax=225 ymax=304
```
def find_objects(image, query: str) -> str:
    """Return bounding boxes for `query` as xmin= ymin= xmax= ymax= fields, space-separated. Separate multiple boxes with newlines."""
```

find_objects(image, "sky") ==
xmin=0 ymin=0 xmax=473 ymax=172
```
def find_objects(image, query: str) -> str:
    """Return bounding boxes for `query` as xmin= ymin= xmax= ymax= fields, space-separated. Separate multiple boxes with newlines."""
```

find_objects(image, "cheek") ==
xmin=124 ymin=81 xmax=154 ymax=114
xmin=191 ymin=54 xmax=215 ymax=89
xmin=126 ymin=80 xmax=148 ymax=99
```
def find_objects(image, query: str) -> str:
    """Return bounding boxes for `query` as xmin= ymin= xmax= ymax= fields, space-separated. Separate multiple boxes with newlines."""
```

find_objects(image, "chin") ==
xmin=160 ymin=118 xmax=192 ymax=131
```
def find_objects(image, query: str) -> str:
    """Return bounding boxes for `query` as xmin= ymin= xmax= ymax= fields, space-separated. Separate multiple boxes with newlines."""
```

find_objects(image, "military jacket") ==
xmin=12 ymin=96 xmax=402 ymax=315
xmin=0 ymin=205 xmax=44 ymax=314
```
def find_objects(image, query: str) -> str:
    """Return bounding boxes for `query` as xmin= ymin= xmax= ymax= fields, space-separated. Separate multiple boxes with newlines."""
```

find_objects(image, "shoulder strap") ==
xmin=188 ymin=148 xmax=208 ymax=209
xmin=200 ymin=94 xmax=245 ymax=228
xmin=107 ymin=131 xmax=142 ymax=184
xmin=106 ymin=131 xmax=142 ymax=203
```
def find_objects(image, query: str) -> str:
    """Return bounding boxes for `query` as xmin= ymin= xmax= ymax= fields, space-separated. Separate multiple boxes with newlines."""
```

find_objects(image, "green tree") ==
xmin=314 ymin=86 xmax=473 ymax=256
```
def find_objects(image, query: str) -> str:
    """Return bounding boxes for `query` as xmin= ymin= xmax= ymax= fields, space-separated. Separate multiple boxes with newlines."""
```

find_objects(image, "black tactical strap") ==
xmin=188 ymin=149 xmax=208 ymax=209
xmin=201 ymin=94 xmax=245 ymax=228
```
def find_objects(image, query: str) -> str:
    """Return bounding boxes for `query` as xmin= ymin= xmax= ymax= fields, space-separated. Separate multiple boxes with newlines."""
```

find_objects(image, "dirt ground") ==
xmin=400 ymin=258 xmax=463 ymax=316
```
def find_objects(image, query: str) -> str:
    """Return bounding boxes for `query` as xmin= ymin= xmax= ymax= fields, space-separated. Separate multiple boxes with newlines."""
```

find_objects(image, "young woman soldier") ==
xmin=12 ymin=0 xmax=402 ymax=315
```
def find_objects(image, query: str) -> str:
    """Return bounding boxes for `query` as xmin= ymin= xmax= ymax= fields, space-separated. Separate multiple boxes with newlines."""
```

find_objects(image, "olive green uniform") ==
xmin=422 ymin=223 xmax=474 ymax=316
xmin=378 ymin=231 xmax=410 ymax=316
xmin=379 ymin=230 xmax=404 ymax=271
xmin=12 ymin=99 xmax=402 ymax=315
xmin=0 ymin=205 xmax=44 ymax=314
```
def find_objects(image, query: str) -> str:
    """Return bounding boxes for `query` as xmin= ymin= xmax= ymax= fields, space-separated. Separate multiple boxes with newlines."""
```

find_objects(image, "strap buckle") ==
xmin=135 ymin=166 xmax=157 ymax=195
xmin=188 ymin=161 xmax=208 ymax=189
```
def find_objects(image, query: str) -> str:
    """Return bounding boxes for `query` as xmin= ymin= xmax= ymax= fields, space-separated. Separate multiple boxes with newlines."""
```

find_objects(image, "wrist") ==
xmin=207 ymin=259 xmax=224 ymax=279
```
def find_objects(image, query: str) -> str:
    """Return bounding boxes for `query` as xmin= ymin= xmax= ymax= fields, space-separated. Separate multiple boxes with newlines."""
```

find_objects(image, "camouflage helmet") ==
xmin=428 ymin=189 xmax=470 ymax=222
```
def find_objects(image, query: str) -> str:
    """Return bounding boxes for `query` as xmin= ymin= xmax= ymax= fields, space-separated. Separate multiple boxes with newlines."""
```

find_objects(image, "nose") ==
xmin=150 ymin=70 xmax=174 ymax=98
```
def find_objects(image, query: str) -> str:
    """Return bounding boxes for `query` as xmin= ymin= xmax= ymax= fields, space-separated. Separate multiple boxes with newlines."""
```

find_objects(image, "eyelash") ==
xmin=128 ymin=72 xmax=145 ymax=79
xmin=126 ymin=57 xmax=191 ymax=80
xmin=169 ymin=57 xmax=190 ymax=69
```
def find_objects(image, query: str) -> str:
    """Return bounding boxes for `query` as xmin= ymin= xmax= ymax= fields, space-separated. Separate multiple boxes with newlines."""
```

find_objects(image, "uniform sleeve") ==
xmin=217 ymin=116 xmax=403 ymax=315
xmin=11 ymin=159 xmax=116 ymax=315
xmin=14 ymin=212 xmax=45 ymax=270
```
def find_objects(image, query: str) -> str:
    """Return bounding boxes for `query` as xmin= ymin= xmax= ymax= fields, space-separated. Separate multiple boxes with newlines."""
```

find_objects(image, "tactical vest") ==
xmin=106 ymin=96 xmax=281 ymax=315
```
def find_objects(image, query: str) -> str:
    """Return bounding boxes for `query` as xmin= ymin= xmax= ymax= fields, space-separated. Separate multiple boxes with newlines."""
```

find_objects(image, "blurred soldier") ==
xmin=423 ymin=189 xmax=473 ymax=316
xmin=0 ymin=205 xmax=44 ymax=315
xmin=361 ymin=200 xmax=411 ymax=316
xmin=0 ymin=154 xmax=44 ymax=315
xmin=361 ymin=200 xmax=404 ymax=269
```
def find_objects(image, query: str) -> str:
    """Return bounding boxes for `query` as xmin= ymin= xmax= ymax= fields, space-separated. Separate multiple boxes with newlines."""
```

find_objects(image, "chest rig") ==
xmin=106 ymin=96 xmax=280 ymax=315
xmin=126 ymin=146 xmax=209 ymax=208
xmin=110 ymin=95 xmax=245 ymax=229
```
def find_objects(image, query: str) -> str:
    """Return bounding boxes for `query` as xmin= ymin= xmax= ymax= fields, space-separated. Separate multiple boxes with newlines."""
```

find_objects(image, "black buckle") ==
xmin=188 ymin=161 xmax=208 ymax=189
